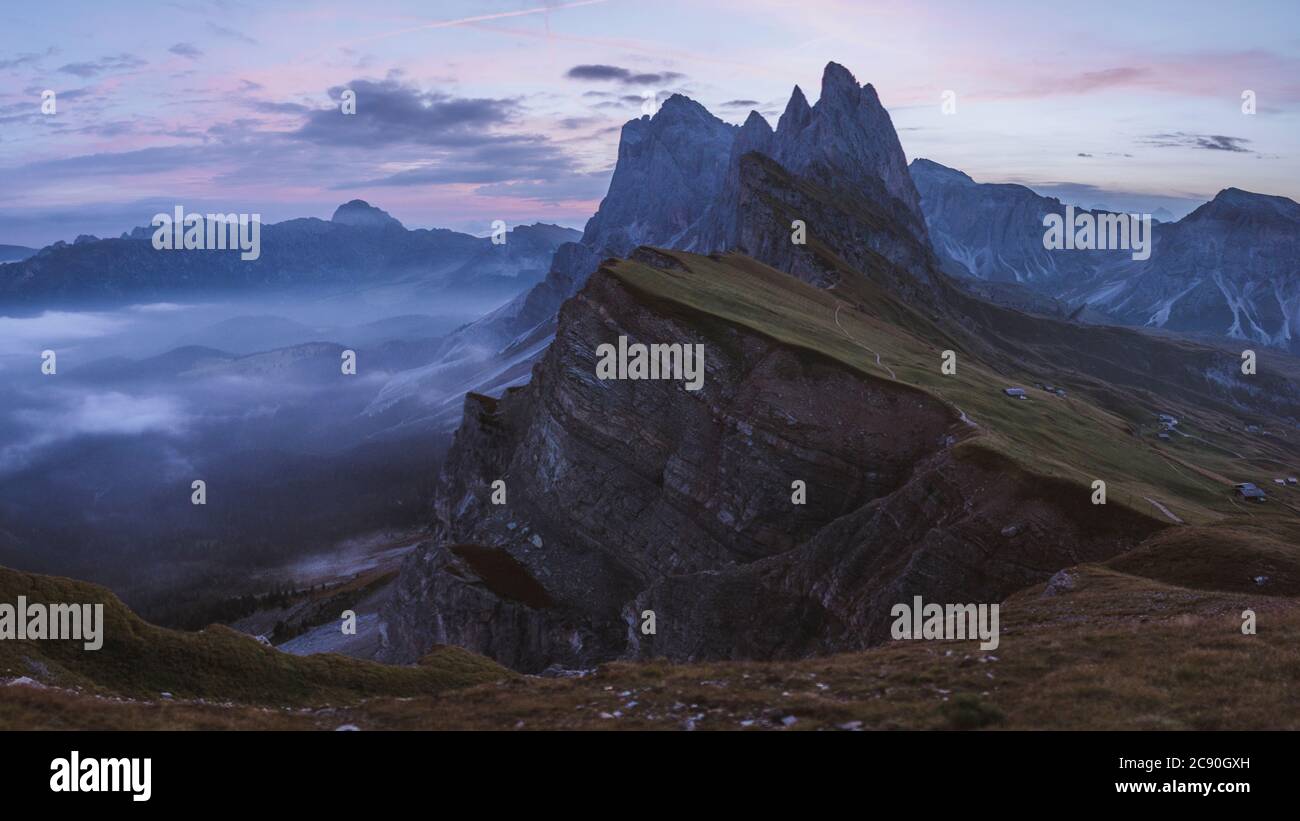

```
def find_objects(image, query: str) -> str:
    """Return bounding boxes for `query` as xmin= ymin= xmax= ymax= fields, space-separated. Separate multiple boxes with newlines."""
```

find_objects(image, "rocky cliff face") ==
xmin=723 ymin=150 xmax=940 ymax=300
xmin=384 ymin=260 xmax=963 ymax=669
xmin=910 ymin=158 xmax=1129 ymax=287
xmin=1109 ymin=189 xmax=1300 ymax=351
xmin=629 ymin=444 xmax=1165 ymax=660
xmin=383 ymin=252 xmax=1167 ymax=670
xmin=362 ymin=97 xmax=738 ymax=428
xmin=478 ymin=93 xmax=737 ymax=335
xmin=770 ymin=63 xmax=927 ymax=237
xmin=579 ymin=95 xmax=736 ymax=256
xmin=689 ymin=63 xmax=935 ymax=292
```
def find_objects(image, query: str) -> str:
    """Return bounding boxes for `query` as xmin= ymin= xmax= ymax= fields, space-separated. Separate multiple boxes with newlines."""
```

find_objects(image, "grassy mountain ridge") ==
xmin=606 ymin=248 xmax=1300 ymax=536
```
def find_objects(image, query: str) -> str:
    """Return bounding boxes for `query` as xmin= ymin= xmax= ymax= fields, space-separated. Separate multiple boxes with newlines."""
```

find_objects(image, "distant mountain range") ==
xmin=912 ymin=159 xmax=1300 ymax=352
xmin=0 ymin=200 xmax=579 ymax=307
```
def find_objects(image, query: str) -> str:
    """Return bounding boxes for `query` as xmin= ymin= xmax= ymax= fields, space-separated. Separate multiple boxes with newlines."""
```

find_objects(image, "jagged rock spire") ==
xmin=777 ymin=84 xmax=812 ymax=135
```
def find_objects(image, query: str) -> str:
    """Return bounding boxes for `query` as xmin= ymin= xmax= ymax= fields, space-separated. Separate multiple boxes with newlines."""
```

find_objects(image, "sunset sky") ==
xmin=2 ymin=0 xmax=1298 ymax=246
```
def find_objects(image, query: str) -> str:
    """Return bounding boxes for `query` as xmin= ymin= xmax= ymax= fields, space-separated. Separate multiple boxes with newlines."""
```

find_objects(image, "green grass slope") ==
xmin=605 ymin=249 xmax=1300 ymax=543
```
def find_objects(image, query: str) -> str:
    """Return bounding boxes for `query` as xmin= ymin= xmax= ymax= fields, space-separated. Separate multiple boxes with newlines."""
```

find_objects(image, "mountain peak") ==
xmin=910 ymin=158 xmax=975 ymax=186
xmin=623 ymin=93 xmax=732 ymax=144
xmin=653 ymin=93 xmax=711 ymax=123
xmin=738 ymin=109 xmax=774 ymax=153
xmin=1193 ymin=187 xmax=1300 ymax=222
xmin=777 ymin=85 xmax=812 ymax=134
xmin=579 ymin=91 xmax=735 ymax=256
xmin=819 ymin=61 xmax=863 ymax=106
xmin=740 ymin=109 xmax=774 ymax=140
xmin=331 ymin=199 xmax=404 ymax=230
xmin=765 ymin=62 xmax=926 ymax=231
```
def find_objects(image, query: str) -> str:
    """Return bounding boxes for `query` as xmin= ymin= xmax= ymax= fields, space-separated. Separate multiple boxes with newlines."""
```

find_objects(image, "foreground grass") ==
xmin=5 ymin=564 xmax=1296 ymax=730
xmin=0 ymin=566 xmax=510 ymax=709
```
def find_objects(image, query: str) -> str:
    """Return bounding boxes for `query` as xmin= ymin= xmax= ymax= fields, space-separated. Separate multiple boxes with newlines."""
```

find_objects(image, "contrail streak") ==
xmin=346 ymin=0 xmax=609 ymax=46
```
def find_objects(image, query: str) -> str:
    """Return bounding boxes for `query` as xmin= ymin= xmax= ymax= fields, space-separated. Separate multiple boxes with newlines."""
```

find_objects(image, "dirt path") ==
xmin=833 ymin=303 xmax=896 ymax=380
xmin=1143 ymin=497 xmax=1185 ymax=524
xmin=953 ymin=405 xmax=979 ymax=428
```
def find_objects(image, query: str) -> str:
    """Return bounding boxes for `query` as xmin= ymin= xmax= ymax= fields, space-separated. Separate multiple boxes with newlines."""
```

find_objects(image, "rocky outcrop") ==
xmin=381 ymin=63 xmax=1183 ymax=671
xmin=724 ymin=151 xmax=940 ymax=299
xmin=770 ymin=63 xmax=927 ymax=237
xmin=382 ymin=252 xmax=1171 ymax=670
xmin=627 ymin=445 xmax=1165 ymax=661
xmin=579 ymin=95 xmax=736 ymax=256
xmin=362 ymin=96 xmax=738 ymax=428
xmin=383 ymin=260 xmax=964 ymax=671
xmin=688 ymin=63 xmax=936 ymax=293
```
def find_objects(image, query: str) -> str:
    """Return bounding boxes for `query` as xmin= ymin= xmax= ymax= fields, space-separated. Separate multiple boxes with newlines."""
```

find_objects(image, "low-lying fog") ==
xmin=0 ymin=288 xmax=508 ymax=625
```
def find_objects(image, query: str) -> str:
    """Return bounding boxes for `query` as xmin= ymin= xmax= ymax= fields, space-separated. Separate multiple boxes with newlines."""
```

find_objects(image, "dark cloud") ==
xmin=721 ymin=99 xmax=760 ymax=108
xmin=57 ymin=53 xmax=147 ymax=78
xmin=169 ymin=43 xmax=203 ymax=60
xmin=1077 ymin=152 xmax=1093 ymax=157
xmin=626 ymin=71 xmax=684 ymax=85
xmin=294 ymin=79 xmax=518 ymax=147
xmin=281 ymin=78 xmax=601 ymax=196
xmin=1142 ymin=132 xmax=1253 ymax=153
xmin=565 ymin=64 xmax=684 ymax=86
xmin=249 ymin=100 xmax=312 ymax=114
xmin=567 ymin=64 xmax=630 ymax=81
xmin=3 ymin=74 xmax=605 ymax=241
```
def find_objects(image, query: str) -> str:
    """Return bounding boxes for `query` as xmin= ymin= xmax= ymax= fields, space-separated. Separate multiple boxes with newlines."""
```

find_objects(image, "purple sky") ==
xmin=2 ymin=0 xmax=1298 ymax=246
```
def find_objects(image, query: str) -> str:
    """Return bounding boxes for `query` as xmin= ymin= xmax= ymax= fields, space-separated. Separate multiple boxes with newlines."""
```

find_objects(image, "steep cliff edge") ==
xmin=383 ymin=251 xmax=1179 ymax=670
xmin=384 ymin=258 xmax=960 ymax=670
